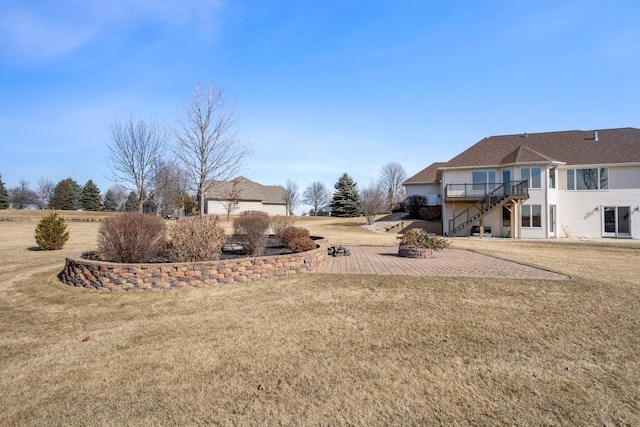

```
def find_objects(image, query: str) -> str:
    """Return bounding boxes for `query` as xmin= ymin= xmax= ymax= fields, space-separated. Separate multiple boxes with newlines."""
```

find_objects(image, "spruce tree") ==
xmin=34 ymin=212 xmax=69 ymax=250
xmin=50 ymin=178 xmax=79 ymax=210
xmin=81 ymin=180 xmax=102 ymax=211
xmin=102 ymin=190 xmax=118 ymax=212
xmin=0 ymin=174 xmax=10 ymax=209
xmin=124 ymin=191 xmax=139 ymax=212
xmin=182 ymin=193 xmax=195 ymax=216
xmin=71 ymin=179 xmax=83 ymax=210
xmin=331 ymin=173 xmax=360 ymax=217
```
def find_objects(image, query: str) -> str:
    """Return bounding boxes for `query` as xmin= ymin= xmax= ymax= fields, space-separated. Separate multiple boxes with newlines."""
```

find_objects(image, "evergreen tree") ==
xmin=331 ymin=173 xmax=360 ymax=217
xmin=81 ymin=180 xmax=102 ymax=211
xmin=182 ymin=193 xmax=195 ymax=216
xmin=0 ymin=174 xmax=10 ymax=209
xmin=71 ymin=180 xmax=83 ymax=209
xmin=124 ymin=191 xmax=139 ymax=212
xmin=34 ymin=212 xmax=69 ymax=250
xmin=50 ymin=178 xmax=80 ymax=210
xmin=102 ymin=190 xmax=118 ymax=212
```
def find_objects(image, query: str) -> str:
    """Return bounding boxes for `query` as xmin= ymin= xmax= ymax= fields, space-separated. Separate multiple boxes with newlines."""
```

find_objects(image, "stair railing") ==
xmin=448 ymin=181 xmax=529 ymax=235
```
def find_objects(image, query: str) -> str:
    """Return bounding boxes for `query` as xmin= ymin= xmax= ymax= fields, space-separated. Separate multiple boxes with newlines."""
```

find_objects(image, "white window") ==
xmin=548 ymin=166 xmax=556 ymax=189
xmin=567 ymin=168 xmax=608 ymax=190
xmin=521 ymin=166 xmax=541 ymax=189
xmin=472 ymin=169 xmax=496 ymax=191
xmin=522 ymin=204 xmax=542 ymax=228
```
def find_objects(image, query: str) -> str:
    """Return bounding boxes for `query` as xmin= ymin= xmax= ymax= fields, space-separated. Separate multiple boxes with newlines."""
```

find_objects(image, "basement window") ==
xmin=502 ymin=206 xmax=510 ymax=227
xmin=522 ymin=204 xmax=541 ymax=228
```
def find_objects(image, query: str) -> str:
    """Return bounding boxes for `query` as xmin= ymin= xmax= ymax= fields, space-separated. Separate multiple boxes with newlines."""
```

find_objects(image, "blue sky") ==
xmin=1 ymin=0 xmax=639 ymax=213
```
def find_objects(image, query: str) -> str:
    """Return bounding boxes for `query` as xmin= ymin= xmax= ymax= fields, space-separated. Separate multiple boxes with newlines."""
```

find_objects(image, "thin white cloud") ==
xmin=0 ymin=6 xmax=93 ymax=58
xmin=0 ymin=0 xmax=225 ymax=61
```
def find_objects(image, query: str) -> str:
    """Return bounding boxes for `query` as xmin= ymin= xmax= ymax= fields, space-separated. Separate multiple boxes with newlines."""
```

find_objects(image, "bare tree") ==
xmin=107 ymin=184 xmax=129 ymax=211
xmin=36 ymin=177 xmax=55 ymax=209
xmin=220 ymin=178 xmax=242 ymax=222
xmin=302 ymin=181 xmax=331 ymax=216
xmin=284 ymin=179 xmax=300 ymax=216
xmin=359 ymin=183 xmax=387 ymax=225
xmin=9 ymin=180 xmax=38 ymax=209
xmin=173 ymin=80 xmax=251 ymax=217
xmin=378 ymin=161 xmax=407 ymax=212
xmin=107 ymin=116 xmax=167 ymax=212
xmin=153 ymin=159 xmax=188 ymax=216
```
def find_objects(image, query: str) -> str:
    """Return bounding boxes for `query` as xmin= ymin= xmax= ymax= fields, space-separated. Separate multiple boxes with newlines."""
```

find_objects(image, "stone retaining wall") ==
xmin=397 ymin=245 xmax=433 ymax=258
xmin=59 ymin=238 xmax=328 ymax=291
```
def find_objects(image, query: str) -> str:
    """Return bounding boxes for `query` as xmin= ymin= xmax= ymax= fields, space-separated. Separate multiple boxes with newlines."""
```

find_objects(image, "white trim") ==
xmin=440 ymin=161 xmax=559 ymax=171
xmin=559 ymin=162 xmax=640 ymax=169
xmin=601 ymin=205 xmax=633 ymax=238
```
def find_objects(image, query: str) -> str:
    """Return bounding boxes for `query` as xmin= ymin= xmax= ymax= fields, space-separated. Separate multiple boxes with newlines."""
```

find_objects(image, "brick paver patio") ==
xmin=320 ymin=247 xmax=570 ymax=280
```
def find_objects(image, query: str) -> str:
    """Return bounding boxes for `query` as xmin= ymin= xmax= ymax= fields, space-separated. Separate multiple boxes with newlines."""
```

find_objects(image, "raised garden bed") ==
xmin=221 ymin=236 xmax=292 ymax=259
xmin=398 ymin=245 xmax=433 ymax=259
xmin=59 ymin=237 xmax=328 ymax=291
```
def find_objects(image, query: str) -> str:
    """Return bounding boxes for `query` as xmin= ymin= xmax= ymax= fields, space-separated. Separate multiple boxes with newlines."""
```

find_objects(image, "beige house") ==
xmin=404 ymin=128 xmax=640 ymax=239
xmin=204 ymin=177 xmax=288 ymax=216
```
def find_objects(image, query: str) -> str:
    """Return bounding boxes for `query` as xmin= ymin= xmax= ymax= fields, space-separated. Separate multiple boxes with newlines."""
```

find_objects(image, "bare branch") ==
xmin=220 ymin=178 xmax=242 ymax=221
xmin=378 ymin=161 xmax=407 ymax=212
xmin=36 ymin=177 xmax=55 ymax=209
xmin=173 ymin=80 xmax=251 ymax=217
xmin=107 ymin=116 xmax=167 ymax=212
xmin=302 ymin=182 xmax=331 ymax=216
xmin=106 ymin=184 xmax=129 ymax=211
xmin=153 ymin=159 xmax=188 ymax=216
xmin=283 ymin=179 xmax=300 ymax=216
xmin=359 ymin=182 xmax=387 ymax=225
xmin=9 ymin=180 xmax=38 ymax=209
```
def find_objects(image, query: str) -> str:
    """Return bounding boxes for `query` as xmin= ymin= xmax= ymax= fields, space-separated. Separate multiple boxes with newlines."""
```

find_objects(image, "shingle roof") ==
xmin=444 ymin=128 xmax=640 ymax=168
xmin=205 ymin=177 xmax=286 ymax=204
xmin=404 ymin=162 xmax=447 ymax=184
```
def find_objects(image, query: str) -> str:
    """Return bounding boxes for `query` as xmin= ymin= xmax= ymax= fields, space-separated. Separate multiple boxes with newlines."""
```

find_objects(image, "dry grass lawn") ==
xmin=1 ymin=210 xmax=639 ymax=425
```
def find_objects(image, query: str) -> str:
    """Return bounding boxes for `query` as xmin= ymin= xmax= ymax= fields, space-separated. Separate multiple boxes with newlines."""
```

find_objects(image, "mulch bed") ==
xmin=83 ymin=237 xmax=294 ymax=263
xmin=220 ymin=236 xmax=293 ymax=259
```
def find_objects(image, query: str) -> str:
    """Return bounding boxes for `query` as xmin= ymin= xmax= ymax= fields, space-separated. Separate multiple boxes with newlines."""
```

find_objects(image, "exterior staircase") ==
xmin=447 ymin=181 xmax=529 ymax=236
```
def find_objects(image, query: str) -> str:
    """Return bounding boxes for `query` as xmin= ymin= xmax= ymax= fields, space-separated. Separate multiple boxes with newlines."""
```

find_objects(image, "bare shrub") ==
xmin=233 ymin=211 xmax=270 ymax=256
xmin=169 ymin=216 xmax=225 ymax=262
xmin=288 ymin=237 xmax=317 ymax=253
xmin=278 ymin=226 xmax=310 ymax=247
xmin=359 ymin=183 xmax=386 ymax=225
xmin=270 ymin=215 xmax=296 ymax=236
xmin=400 ymin=228 xmax=450 ymax=252
xmin=98 ymin=213 xmax=167 ymax=263
xmin=278 ymin=226 xmax=315 ymax=253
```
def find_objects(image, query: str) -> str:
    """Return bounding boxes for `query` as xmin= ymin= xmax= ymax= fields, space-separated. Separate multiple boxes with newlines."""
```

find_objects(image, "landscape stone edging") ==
xmin=59 ymin=237 xmax=328 ymax=291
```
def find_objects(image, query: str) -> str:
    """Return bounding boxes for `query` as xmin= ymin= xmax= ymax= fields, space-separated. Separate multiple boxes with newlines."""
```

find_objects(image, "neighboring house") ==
xmin=204 ymin=177 xmax=288 ymax=216
xmin=404 ymin=162 xmax=446 ymax=205
xmin=403 ymin=128 xmax=640 ymax=239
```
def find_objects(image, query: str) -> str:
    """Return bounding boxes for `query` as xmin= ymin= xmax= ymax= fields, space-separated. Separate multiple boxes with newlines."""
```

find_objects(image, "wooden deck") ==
xmin=319 ymin=247 xmax=569 ymax=280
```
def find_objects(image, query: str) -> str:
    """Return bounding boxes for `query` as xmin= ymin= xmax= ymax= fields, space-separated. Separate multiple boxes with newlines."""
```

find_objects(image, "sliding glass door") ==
xmin=603 ymin=206 xmax=631 ymax=237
